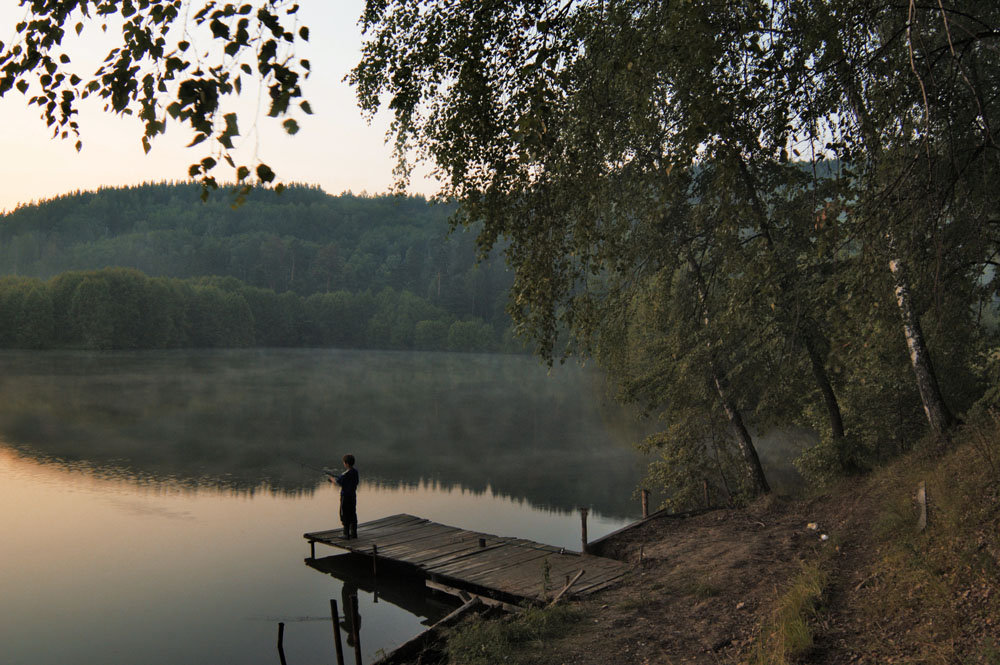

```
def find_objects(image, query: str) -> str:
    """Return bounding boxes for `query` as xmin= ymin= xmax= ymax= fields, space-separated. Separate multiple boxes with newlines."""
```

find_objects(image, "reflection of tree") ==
xmin=0 ymin=350 xmax=660 ymax=515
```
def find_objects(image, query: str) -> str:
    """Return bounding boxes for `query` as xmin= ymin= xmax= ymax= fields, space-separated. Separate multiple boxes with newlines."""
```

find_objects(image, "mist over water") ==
xmin=0 ymin=349 xmax=649 ymax=515
xmin=0 ymin=349 xmax=654 ymax=665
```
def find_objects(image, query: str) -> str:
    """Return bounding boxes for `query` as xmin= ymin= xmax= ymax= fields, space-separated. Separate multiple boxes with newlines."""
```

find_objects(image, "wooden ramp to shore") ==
xmin=304 ymin=514 xmax=630 ymax=604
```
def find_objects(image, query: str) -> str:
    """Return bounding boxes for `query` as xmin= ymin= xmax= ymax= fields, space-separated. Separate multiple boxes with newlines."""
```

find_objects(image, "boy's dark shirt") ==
xmin=335 ymin=467 xmax=359 ymax=496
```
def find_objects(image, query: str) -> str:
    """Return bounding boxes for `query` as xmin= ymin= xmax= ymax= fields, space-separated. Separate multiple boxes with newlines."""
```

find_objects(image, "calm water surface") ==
xmin=0 ymin=349 xmax=650 ymax=665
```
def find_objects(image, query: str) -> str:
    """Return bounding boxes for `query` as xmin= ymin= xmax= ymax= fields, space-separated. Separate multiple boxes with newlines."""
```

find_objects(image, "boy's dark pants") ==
xmin=340 ymin=494 xmax=358 ymax=538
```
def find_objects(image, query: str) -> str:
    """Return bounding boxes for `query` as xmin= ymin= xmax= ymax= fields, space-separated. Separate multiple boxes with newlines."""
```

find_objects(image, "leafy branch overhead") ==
xmin=0 ymin=0 xmax=313 ymax=194
xmin=351 ymin=0 xmax=1000 ymax=499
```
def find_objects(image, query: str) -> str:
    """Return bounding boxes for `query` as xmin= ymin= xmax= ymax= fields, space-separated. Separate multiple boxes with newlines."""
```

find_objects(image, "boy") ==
xmin=330 ymin=454 xmax=359 ymax=539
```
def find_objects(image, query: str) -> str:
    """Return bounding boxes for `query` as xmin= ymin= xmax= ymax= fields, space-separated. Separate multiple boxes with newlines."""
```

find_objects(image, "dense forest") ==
xmin=0 ymin=184 xmax=516 ymax=352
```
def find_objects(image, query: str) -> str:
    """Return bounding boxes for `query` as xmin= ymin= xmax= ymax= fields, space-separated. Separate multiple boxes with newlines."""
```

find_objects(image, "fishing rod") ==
xmin=295 ymin=459 xmax=339 ymax=478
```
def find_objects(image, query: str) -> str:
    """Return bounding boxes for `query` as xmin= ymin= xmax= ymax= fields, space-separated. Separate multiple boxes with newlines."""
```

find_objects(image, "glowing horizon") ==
xmin=0 ymin=1 xmax=439 ymax=214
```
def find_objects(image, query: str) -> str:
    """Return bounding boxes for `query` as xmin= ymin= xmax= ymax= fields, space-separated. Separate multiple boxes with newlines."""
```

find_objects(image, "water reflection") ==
xmin=1 ymin=443 xmax=626 ymax=665
xmin=307 ymin=554 xmax=458 ymax=628
xmin=0 ymin=349 xmax=649 ymax=517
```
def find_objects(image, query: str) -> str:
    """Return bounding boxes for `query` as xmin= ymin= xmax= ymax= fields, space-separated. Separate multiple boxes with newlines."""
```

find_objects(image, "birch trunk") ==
xmin=887 ymin=231 xmax=957 ymax=434
xmin=712 ymin=371 xmax=771 ymax=495
xmin=688 ymin=256 xmax=771 ymax=496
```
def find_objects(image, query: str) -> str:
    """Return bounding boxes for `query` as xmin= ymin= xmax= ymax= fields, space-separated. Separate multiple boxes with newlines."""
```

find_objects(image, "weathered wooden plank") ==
xmin=469 ymin=557 xmax=558 ymax=591
xmin=403 ymin=535 xmax=500 ymax=566
xmin=364 ymin=524 xmax=464 ymax=550
xmin=427 ymin=549 xmax=550 ymax=581
xmin=378 ymin=536 xmax=501 ymax=566
xmin=304 ymin=514 xmax=629 ymax=602
xmin=431 ymin=547 xmax=554 ymax=580
xmin=306 ymin=514 xmax=425 ymax=543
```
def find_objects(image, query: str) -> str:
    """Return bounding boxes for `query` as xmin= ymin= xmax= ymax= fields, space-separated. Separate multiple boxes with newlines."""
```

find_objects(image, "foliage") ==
xmin=352 ymin=0 xmax=1000 ymax=496
xmin=0 ymin=266 xmax=503 ymax=352
xmin=0 ymin=0 xmax=310 ymax=191
xmin=751 ymin=558 xmax=832 ymax=665
xmin=445 ymin=605 xmax=580 ymax=665
xmin=845 ymin=415 xmax=1000 ymax=663
xmin=0 ymin=183 xmax=516 ymax=348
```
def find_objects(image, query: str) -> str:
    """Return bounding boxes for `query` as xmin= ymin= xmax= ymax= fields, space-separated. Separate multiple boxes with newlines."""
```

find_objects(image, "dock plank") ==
xmin=304 ymin=513 xmax=630 ymax=603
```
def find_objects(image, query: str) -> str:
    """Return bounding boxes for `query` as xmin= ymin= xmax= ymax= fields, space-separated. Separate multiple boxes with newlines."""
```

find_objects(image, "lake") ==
xmin=0 ymin=349 xmax=653 ymax=664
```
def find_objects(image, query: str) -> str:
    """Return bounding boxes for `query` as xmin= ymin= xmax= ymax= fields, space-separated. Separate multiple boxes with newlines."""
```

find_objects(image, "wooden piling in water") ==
xmin=277 ymin=622 xmax=287 ymax=665
xmin=580 ymin=508 xmax=589 ymax=554
xmin=350 ymin=593 xmax=363 ymax=665
xmin=331 ymin=599 xmax=345 ymax=665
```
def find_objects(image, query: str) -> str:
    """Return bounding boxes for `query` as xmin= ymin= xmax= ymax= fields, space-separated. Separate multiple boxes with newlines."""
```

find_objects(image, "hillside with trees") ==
xmin=0 ymin=184 xmax=515 ymax=352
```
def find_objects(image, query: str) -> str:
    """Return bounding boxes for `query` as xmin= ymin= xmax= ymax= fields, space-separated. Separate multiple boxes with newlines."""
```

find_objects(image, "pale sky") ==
xmin=0 ymin=1 xmax=438 ymax=213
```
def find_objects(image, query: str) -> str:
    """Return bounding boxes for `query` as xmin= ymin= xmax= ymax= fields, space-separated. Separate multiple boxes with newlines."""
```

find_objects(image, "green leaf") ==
xmin=256 ymin=163 xmax=275 ymax=183
xmin=282 ymin=118 xmax=299 ymax=135
xmin=237 ymin=165 xmax=250 ymax=181
xmin=223 ymin=112 xmax=239 ymax=136
xmin=300 ymin=100 xmax=312 ymax=115
xmin=299 ymin=26 xmax=309 ymax=41
xmin=210 ymin=19 xmax=229 ymax=40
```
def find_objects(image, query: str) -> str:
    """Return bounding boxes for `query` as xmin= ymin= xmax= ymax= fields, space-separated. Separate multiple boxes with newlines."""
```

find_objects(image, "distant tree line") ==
xmin=0 ymin=184 xmax=517 ymax=352
xmin=0 ymin=183 xmax=513 ymax=337
xmin=0 ymin=267 xmax=504 ymax=352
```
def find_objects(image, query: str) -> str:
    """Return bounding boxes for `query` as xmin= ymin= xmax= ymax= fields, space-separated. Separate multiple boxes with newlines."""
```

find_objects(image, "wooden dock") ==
xmin=304 ymin=514 xmax=630 ymax=604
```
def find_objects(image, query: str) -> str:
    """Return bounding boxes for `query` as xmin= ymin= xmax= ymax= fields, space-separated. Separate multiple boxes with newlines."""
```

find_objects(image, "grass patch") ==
xmin=854 ymin=412 xmax=1000 ymax=663
xmin=686 ymin=579 xmax=721 ymax=599
xmin=444 ymin=604 xmax=581 ymax=665
xmin=750 ymin=557 xmax=831 ymax=665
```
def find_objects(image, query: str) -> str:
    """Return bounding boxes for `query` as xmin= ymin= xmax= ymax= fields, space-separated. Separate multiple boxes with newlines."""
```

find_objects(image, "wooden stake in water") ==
xmin=331 ymin=599 xmax=345 ymax=665
xmin=580 ymin=508 xmax=589 ymax=554
xmin=350 ymin=594 xmax=363 ymax=665
xmin=277 ymin=622 xmax=287 ymax=665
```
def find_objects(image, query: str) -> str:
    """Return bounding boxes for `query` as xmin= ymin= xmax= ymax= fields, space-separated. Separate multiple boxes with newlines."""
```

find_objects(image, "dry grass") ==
xmin=749 ymin=557 xmax=831 ymax=665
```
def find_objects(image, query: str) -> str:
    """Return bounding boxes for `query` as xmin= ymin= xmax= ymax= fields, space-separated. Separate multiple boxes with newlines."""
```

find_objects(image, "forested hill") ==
xmin=0 ymin=183 xmax=517 ymax=352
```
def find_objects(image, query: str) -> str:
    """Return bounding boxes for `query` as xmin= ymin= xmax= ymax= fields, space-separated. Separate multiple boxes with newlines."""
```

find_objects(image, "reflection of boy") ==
xmin=341 ymin=580 xmax=361 ymax=647
xmin=330 ymin=454 xmax=359 ymax=539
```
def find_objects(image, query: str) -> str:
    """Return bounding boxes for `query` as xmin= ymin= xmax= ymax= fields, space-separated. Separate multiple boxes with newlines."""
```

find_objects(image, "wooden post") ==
xmin=580 ymin=508 xmax=589 ymax=554
xmin=916 ymin=481 xmax=927 ymax=531
xmin=331 ymin=599 xmax=345 ymax=665
xmin=372 ymin=543 xmax=378 ymax=577
xmin=478 ymin=537 xmax=486 ymax=548
xmin=641 ymin=489 xmax=649 ymax=519
xmin=277 ymin=622 xmax=287 ymax=665
xmin=310 ymin=539 xmax=315 ymax=559
xmin=350 ymin=593 xmax=363 ymax=665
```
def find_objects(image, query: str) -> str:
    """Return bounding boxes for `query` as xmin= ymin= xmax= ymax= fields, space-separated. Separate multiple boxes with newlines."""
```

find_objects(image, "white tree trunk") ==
xmin=887 ymin=234 xmax=956 ymax=434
